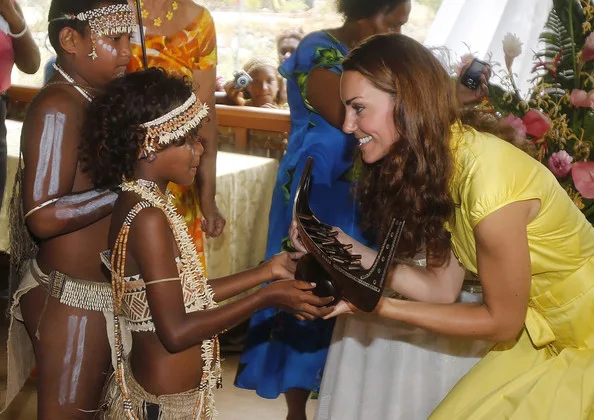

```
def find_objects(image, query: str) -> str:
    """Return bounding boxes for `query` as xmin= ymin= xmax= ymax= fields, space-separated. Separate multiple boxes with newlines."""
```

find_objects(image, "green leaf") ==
xmin=552 ymin=0 xmax=586 ymax=48
xmin=487 ymin=84 xmax=524 ymax=116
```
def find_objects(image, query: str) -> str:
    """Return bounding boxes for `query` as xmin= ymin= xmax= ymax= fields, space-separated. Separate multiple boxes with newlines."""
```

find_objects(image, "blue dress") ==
xmin=234 ymin=31 xmax=372 ymax=398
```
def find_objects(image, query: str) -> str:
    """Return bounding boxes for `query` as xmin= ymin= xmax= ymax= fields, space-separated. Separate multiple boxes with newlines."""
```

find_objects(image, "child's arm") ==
xmin=207 ymin=252 xmax=302 ymax=302
xmin=129 ymin=209 xmax=333 ymax=353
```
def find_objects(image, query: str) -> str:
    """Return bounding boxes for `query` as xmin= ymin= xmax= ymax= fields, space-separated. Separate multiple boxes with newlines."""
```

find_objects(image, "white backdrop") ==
xmin=425 ymin=0 xmax=554 ymax=94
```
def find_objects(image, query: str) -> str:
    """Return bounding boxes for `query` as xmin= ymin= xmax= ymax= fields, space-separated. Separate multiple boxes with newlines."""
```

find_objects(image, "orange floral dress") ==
xmin=127 ymin=7 xmax=217 ymax=270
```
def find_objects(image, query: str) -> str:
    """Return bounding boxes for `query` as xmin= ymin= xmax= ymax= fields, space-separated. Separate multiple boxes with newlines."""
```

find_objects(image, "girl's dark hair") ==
xmin=80 ymin=68 xmax=195 ymax=188
xmin=343 ymin=33 xmax=458 ymax=266
xmin=337 ymin=0 xmax=409 ymax=20
xmin=48 ymin=0 xmax=127 ymax=53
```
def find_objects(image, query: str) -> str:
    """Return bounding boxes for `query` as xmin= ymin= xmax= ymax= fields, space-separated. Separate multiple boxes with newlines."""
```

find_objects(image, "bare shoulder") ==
xmin=186 ymin=0 xmax=212 ymax=18
xmin=129 ymin=205 xmax=172 ymax=240
xmin=25 ymin=85 xmax=87 ymax=128
xmin=21 ymin=85 xmax=89 ymax=153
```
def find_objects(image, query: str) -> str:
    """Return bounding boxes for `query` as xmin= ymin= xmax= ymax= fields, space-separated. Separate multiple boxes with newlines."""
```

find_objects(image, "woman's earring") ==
xmin=147 ymin=153 xmax=157 ymax=163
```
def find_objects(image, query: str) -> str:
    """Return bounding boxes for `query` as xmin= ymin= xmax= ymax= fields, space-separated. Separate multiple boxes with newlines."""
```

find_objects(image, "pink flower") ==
xmin=522 ymin=109 xmax=551 ymax=138
xmin=547 ymin=150 xmax=573 ymax=178
xmin=572 ymin=161 xmax=594 ymax=199
xmin=583 ymin=32 xmax=594 ymax=62
xmin=457 ymin=54 xmax=475 ymax=74
xmin=501 ymin=114 xmax=527 ymax=138
xmin=570 ymin=89 xmax=594 ymax=109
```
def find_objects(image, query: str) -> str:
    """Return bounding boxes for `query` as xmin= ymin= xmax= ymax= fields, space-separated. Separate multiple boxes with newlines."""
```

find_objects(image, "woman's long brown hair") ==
xmin=343 ymin=34 xmax=459 ymax=266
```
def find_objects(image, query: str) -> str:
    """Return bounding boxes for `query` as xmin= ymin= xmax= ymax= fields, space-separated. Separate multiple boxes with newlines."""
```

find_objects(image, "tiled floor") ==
xmin=0 ymin=336 xmax=318 ymax=420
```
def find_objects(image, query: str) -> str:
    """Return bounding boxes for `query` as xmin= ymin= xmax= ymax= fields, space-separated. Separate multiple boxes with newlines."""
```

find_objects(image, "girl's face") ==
xmin=155 ymin=133 xmax=205 ymax=187
xmin=341 ymin=70 xmax=398 ymax=164
xmin=70 ymin=28 xmax=132 ymax=88
xmin=278 ymin=37 xmax=300 ymax=63
xmin=246 ymin=66 xmax=279 ymax=107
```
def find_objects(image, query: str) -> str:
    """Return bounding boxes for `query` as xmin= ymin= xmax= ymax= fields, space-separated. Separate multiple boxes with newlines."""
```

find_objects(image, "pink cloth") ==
xmin=0 ymin=30 xmax=14 ymax=93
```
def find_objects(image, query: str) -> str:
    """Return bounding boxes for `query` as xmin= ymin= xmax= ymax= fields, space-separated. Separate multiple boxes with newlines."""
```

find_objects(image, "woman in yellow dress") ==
xmin=127 ymin=0 xmax=223 ymax=268
xmin=293 ymin=33 xmax=594 ymax=419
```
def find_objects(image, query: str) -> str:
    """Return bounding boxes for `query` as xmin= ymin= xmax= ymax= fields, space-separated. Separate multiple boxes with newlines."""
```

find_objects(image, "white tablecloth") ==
xmin=2 ymin=120 xmax=278 ymax=279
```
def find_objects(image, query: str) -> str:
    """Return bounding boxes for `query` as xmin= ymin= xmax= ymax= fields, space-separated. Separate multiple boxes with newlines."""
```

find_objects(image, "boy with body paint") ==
xmin=5 ymin=0 xmax=136 ymax=417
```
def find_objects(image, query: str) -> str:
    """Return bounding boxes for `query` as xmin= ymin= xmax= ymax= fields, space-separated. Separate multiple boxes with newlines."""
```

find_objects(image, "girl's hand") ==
xmin=260 ymin=102 xmax=279 ymax=109
xmin=322 ymin=299 xmax=358 ymax=319
xmin=223 ymin=81 xmax=246 ymax=106
xmin=266 ymin=251 xmax=303 ymax=279
xmin=261 ymin=280 xmax=334 ymax=320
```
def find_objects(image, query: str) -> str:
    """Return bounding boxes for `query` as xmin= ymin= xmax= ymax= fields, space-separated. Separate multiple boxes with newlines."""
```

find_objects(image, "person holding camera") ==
xmin=223 ymin=56 xmax=286 ymax=109
xmin=126 ymin=0 xmax=225 ymax=274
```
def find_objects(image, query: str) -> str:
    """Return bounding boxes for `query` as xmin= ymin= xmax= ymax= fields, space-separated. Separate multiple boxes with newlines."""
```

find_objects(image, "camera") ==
xmin=233 ymin=70 xmax=253 ymax=89
xmin=460 ymin=58 xmax=488 ymax=90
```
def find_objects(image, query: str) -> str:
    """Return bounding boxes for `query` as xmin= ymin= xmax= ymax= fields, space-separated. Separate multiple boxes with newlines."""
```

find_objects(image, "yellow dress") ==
xmin=127 ymin=7 xmax=217 ymax=270
xmin=430 ymin=124 xmax=594 ymax=419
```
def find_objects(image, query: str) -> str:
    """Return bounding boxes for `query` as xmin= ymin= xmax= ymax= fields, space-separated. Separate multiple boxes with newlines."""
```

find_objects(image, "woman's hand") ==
xmin=265 ymin=251 xmax=303 ymax=279
xmin=260 ymin=280 xmax=335 ymax=320
xmin=201 ymin=202 xmax=226 ymax=238
xmin=456 ymin=61 xmax=491 ymax=105
xmin=289 ymin=220 xmax=308 ymax=253
xmin=322 ymin=299 xmax=358 ymax=319
xmin=0 ymin=0 xmax=19 ymax=19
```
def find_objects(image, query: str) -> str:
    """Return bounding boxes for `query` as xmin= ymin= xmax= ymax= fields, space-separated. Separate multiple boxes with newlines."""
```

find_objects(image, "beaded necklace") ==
xmin=52 ymin=63 xmax=94 ymax=103
xmin=111 ymin=178 xmax=221 ymax=419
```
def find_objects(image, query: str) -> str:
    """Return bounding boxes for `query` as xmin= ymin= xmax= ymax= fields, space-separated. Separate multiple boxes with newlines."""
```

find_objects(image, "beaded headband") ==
xmin=50 ymin=4 xmax=138 ymax=60
xmin=139 ymin=92 xmax=209 ymax=155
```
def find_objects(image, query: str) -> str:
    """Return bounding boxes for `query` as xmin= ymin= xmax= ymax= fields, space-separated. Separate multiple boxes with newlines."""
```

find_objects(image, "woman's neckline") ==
xmin=141 ymin=8 xmax=203 ymax=39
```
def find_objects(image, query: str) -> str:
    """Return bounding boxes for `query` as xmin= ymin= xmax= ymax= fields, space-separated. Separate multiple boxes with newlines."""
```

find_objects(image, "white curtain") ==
xmin=425 ymin=0 xmax=554 ymax=94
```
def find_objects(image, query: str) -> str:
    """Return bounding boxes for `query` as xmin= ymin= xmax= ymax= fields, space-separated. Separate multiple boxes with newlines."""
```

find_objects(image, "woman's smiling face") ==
xmin=341 ymin=70 xmax=398 ymax=164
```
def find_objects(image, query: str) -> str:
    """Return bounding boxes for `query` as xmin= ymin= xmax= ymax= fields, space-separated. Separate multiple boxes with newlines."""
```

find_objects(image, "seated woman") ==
xmin=223 ymin=56 xmax=286 ymax=108
xmin=294 ymin=33 xmax=594 ymax=419
xmin=79 ymin=68 xmax=333 ymax=419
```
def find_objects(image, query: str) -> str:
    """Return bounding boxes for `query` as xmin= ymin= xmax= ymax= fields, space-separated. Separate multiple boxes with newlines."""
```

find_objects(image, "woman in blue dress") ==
xmin=234 ymin=1 xmax=412 ymax=419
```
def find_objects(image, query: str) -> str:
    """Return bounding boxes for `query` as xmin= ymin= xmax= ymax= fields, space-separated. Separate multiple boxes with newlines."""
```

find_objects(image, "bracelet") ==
xmin=0 ymin=15 xmax=27 ymax=38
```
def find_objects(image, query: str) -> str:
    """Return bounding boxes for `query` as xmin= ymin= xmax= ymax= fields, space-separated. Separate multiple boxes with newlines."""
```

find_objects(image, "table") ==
xmin=2 ymin=120 xmax=279 ymax=279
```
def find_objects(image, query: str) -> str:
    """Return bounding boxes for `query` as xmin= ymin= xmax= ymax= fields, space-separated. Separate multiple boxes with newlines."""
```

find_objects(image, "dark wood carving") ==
xmin=293 ymin=157 xmax=405 ymax=312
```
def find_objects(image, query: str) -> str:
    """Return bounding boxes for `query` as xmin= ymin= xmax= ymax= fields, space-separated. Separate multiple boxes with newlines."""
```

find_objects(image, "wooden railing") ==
xmin=6 ymin=85 xmax=291 ymax=157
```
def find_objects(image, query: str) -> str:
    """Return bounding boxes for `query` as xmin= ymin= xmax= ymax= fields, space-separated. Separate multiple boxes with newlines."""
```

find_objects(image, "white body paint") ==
xmin=33 ymin=112 xmax=65 ymax=202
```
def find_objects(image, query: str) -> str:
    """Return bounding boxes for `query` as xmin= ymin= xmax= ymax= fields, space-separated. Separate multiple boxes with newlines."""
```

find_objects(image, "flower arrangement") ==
xmin=486 ymin=0 xmax=594 ymax=222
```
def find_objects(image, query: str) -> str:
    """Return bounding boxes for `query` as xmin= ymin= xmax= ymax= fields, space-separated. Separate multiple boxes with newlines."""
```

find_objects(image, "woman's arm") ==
xmin=290 ymin=222 xmax=463 ymax=303
xmin=192 ymin=66 xmax=225 ymax=237
xmin=372 ymin=200 xmax=534 ymax=342
xmin=131 ymin=210 xmax=332 ymax=353
xmin=22 ymin=91 xmax=115 ymax=239
xmin=2 ymin=1 xmax=40 ymax=74
xmin=306 ymin=67 xmax=344 ymax=129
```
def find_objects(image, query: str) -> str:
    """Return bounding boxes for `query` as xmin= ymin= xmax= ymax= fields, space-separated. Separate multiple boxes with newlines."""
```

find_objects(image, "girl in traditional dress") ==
xmin=79 ymin=68 xmax=333 ymax=419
